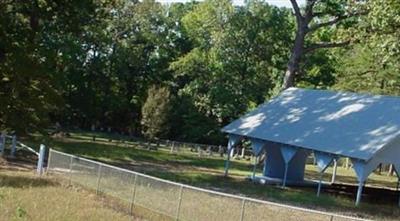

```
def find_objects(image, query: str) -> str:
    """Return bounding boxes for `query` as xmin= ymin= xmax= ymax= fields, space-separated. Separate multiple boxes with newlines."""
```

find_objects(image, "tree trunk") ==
xmin=283 ymin=68 xmax=296 ymax=89
xmin=282 ymin=26 xmax=306 ymax=89
xmin=284 ymin=0 xmax=360 ymax=90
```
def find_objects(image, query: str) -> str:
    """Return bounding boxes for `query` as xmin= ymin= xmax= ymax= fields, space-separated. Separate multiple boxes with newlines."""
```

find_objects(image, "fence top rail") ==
xmin=49 ymin=148 xmax=371 ymax=221
xmin=18 ymin=142 xmax=39 ymax=156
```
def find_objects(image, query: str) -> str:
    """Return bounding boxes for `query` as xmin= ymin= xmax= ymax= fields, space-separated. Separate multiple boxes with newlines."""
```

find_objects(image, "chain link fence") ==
xmin=47 ymin=149 xmax=371 ymax=221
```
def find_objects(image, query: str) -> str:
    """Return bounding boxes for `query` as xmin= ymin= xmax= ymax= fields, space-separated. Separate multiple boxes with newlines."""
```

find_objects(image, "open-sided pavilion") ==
xmin=222 ymin=87 xmax=400 ymax=206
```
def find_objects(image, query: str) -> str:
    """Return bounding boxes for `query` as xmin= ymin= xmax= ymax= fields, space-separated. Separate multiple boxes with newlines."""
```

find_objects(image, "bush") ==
xmin=141 ymin=86 xmax=172 ymax=139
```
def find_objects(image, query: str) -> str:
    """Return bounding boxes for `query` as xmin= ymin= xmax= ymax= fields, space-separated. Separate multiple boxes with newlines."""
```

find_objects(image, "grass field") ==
xmin=20 ymin=132 xmax=400 ymax=220
xmin=0 ymin=162 xmax=139 ymax=221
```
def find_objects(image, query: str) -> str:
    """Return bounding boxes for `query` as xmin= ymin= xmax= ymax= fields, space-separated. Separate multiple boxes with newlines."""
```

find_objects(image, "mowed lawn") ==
xmin=24 ymin=133 xmax=400 ymax=220
xmin=0 ymin=163 xmax=139 ymax=221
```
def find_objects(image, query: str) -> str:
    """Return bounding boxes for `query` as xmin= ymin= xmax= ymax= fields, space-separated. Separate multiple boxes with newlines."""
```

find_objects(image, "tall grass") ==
xmin=0 ymin=171 xmax=137 ymax=221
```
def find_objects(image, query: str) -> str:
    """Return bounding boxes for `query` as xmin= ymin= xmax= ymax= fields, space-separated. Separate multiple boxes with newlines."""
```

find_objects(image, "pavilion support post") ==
xmin=314 ymin=151 xmax=336 ymax=197
xmin=316 ymin=163 xmax=329 ymax=197
xmin=249 ymin=138 xmax=266 ymax=181
xmin=262 ymin=154 xmax=267 ymax=175
xmin=331 ymin=159 xmax=337 ymax=184
xmin=351 ymin=158 xmax=380 ymax=207
xmin=282 ymin=163 xmax=289 ymax=188
xmin=224 ymin=148 xmax=233 ymax=177
xmin=279 ymin=145 xmax=297 ymax=188
xmin=317 ymin=172 xmax=323 ymax=197
xmin=224 ymin=135 xmax=243 ymax=177
xmin=252 ymin=156 xmax=257 ymax=181
xmin=355 ymin=181 xmax=364 ymax=206
xmin=230 ymin=147 xmax=235 ymax=158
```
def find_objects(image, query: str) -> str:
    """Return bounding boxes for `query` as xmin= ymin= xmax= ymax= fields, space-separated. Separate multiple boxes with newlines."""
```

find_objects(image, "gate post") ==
xmin=37 ymin=144 xmax=46 ymax=175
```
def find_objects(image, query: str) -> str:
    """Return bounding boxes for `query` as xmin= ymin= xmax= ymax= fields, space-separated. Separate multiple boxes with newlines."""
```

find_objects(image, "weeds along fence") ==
xmin=47 ymin=149 xmax=370 ymax=221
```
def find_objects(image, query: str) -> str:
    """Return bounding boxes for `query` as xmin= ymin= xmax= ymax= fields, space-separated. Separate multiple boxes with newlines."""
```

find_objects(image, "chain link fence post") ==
xmin=175 ymin=185 xmax=184 ymax=221
xmin=240 ymin=199 xmax=246 ymax=221
xmin=130 ymin=174 xmax=138 ymax=216
xmin=46 ymin=148 xmax=53 ymax=174
xmin=68 ymin=155 xmax=74 ymax=185
xmin=37 ymin=144 xmax=46 ymax=175
xmin=96 ymin=164 xmax=102 ymax=194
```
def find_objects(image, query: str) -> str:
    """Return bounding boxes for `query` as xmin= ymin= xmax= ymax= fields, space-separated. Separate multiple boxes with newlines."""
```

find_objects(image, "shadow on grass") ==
xmin=0 ymin=173 xmax=59 ymax=188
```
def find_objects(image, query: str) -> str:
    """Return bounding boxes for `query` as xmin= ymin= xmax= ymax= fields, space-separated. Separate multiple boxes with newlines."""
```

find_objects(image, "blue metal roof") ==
xmin=222 ymin=87 xmax=400 ymax=161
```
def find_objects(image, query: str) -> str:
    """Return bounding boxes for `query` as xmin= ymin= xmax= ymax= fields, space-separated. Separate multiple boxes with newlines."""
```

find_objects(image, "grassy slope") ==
xmin=25 ymin=133 xmax=400 ymax=220
xmin=0 ymin=168 xmax=138 ymax=221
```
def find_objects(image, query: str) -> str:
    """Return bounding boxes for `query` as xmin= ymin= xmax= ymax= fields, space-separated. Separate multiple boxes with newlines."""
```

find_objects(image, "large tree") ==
xmin=0 ymin=0 xmax=99 ymax=134
xmin=334 ymin=0 xmax=400 ymax=95
xmin=170 ymin=0 xmax=293 ymax=143
xmin=283 ymin=0 xmax=366 ymax=89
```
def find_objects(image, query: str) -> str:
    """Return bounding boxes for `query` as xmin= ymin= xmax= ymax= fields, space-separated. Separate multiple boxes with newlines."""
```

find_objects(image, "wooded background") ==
xmin=1 ymin=0 xmax=399 ymax=145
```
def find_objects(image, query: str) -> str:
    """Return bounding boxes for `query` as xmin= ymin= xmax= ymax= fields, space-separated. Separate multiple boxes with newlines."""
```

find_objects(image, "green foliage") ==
xmin=170 ymin=95 xmax=223 ymax=143
xmin=2 ymin=0 xmax=400 ymax=144
xmin=334 ymin=0 xmax=400 ymax=95
xmin=141 ymin=86 xmax=173 ymax=139
xmin=334 ymin=45 xmax=400 ymax=95
xmin=297 ymin=49 xmax=338 ymax=89
xmin=0 ymin=0 xmax=98 ymax=134
xmin=171 ymin=0 xmax=293 ymax=140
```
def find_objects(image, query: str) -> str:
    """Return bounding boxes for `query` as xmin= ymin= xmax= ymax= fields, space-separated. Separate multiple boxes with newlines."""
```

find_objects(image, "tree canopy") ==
xmin=1 ymin=0 xmax=399 ymax=144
